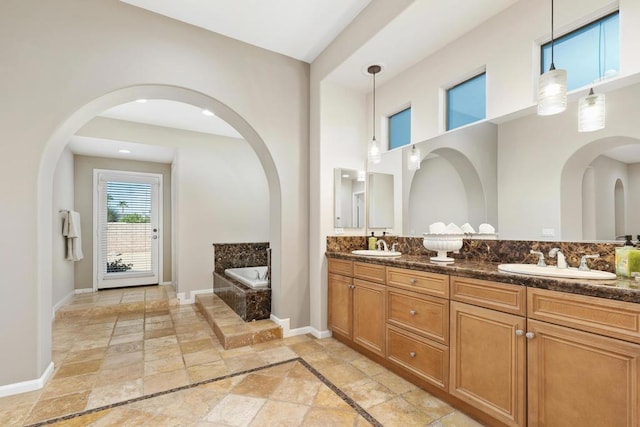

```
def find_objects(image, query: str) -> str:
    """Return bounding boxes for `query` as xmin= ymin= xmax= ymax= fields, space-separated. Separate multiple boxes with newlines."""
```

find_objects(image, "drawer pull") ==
xmin=409 ymin=310 xmax=417 ymax=316
xmin=409 ymin=278 xmax=417 ymax=284
xmin=515 ymin=329 xmax=524 ymax=336
xmin=525 ymin=332 xmax=535 ymax=339
xmin=409 ymin=351 xmax=416 ymax=358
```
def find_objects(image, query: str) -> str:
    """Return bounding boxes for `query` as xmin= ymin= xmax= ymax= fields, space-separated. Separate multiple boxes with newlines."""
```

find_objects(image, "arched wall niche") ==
xmin=561 ymin=135 xmax=639 ymax=241
xmin=406 ymin=147 xmax=487 ymax=234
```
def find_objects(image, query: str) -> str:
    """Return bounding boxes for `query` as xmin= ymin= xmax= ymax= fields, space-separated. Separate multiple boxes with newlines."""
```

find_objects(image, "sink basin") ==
xmin=498 ymin=263 xmax=616 ymax=280
xmin=352 ymin=249 xmax=402 ymax=257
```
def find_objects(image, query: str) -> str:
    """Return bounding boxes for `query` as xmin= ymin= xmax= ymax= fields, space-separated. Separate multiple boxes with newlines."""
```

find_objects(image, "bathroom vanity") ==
xmin=326 ymin=250 xmax=640 ymax=427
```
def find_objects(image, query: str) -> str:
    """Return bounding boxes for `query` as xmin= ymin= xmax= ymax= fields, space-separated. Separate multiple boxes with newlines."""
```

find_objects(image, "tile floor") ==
xmin=0 ymin=286 xmax=484 ymax=426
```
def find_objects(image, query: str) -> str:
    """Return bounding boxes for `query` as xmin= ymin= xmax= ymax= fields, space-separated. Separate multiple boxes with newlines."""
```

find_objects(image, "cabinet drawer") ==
xmin=451 ymin=276 xmax=526 ymax=316
xmin=387 ymin=267 xmax=449 ymax=298
xmin=354 ymin=261 xmax=386 ymax=284
xmin=528 ymin=288 xmax=640 ymax=344
xmin=328 ymin=258 xmax=353 ymax=276
xmin=386 ymin=324 xmax=449 ymax=390
xmin=387 ymin=288 xmax=449 ymax=344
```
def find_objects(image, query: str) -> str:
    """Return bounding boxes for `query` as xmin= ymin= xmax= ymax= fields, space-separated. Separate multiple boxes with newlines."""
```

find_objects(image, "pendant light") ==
xmin=407 ymin=144 xmax=421 ymax=170
xmin=578 ymin=88 xmax=605 ymax=132
xmin=367 ymin=65 xmax=382 ymax=164
xmin=538 ymin=0 xmax=567 ymax=116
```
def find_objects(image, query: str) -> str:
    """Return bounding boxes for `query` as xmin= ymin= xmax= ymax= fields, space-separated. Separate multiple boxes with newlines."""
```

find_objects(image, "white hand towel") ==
xmin=461 ymin=223 xmax=476 ymax=234
xmin=428 ymin=222 xmax=446 ymax=234
xmin=64 ymin=211 xmax=84 ymax=261
xmin=478 ymin=223 xmax=496 ymax=234
xmin=445 ymin=223 xmax=464 ymax=234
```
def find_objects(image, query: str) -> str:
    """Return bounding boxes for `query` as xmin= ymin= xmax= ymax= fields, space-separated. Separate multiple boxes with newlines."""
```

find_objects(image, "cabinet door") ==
xmin=328 ymin=273 xmax=352 ymax=339
xmin=353 ymin=278 xmax=386 ymax=357
xmin=528 ymin=319 xmax=640 ymax=427
xmin=450 ymin=301 xmax=526 ymax=427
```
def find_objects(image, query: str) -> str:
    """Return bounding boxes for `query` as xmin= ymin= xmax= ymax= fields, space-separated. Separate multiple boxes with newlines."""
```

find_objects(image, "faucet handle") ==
xmin=391 ymin=243 xmax=398 ymax=252
xmin=530 ymin=249 xmax=546 ymax=267
xmin=578 ymin=254 xmax=600 ymax=271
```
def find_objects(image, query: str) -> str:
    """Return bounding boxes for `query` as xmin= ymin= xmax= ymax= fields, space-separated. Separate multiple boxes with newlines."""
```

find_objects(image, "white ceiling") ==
xmin=603 ymin=145 xmax=640 ymax=164
xmin=68 ymin=136 xmax=176 ymax=163
xmin=120 ymin=0 xmax=372 ymax=63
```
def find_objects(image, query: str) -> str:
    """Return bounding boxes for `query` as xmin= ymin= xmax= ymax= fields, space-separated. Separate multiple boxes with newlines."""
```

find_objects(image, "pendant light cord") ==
xmin=372 ymin=70 xmax=376 ymax=140
xmin=550 ymin=0 xmax=555 ymax=70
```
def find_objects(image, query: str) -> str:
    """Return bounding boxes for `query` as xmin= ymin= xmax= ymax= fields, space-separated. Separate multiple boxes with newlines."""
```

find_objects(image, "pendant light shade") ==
xmin=538 ymin=0 xmax=567 ymax=116
xmin=408 ymin=144 xmax=421 ymax=170
xmin=578 ymin=88 xmax=605 ymax=132
xmin=538 ymin=67 xmax=567 ymax=115
xmin=367 ymin=65 xmax=382 ymax=164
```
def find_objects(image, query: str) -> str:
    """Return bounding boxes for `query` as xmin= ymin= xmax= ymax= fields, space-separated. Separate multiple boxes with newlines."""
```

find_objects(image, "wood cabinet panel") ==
xmin=387 ymin=287 xmax=449 ymax=344
xmin=387 ymin=324 xmax=449 ymax=390
xmin=354 ymin=261 xmax=386 ymax=284
xmin=328 ymin=258 xmax=353 ymax=276
xmin=353 ymin=279 xmax=386 ymax=357
xmin=387 ymin=267 xmax=449 ymax=298
xmin=528 ymin=287 xmax=640 ymax=344
xmin=451 ymin=276 xmax=526 ymax=316
xmin=328 ymin=273 xmax=352 ymax=339
xmin=527 ymin=319 xmax=640 ymax=427
xmin=450 ymin=301 xmax=526 ymax=427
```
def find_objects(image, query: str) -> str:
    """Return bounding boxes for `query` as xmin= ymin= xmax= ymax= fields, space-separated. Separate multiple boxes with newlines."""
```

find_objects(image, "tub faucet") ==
xmin=549 ymin=248 xmax=567 ymax=269
xmin=377 ymin=239 xmax=388 ymax=251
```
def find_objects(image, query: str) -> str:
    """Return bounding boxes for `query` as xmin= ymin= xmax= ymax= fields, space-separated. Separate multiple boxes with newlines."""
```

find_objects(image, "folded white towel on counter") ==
xmin=478 ymin=223 xmax=496 ymax=234
xmin=63 ymin=210 xmax=84 ymax=261
xmin=461 ymin=223 xmax=476 ymax=234
xmin=445 ymin=223 xmax=464 ymax=234
xmin=428 ymin=222 xmax=446 ymax=234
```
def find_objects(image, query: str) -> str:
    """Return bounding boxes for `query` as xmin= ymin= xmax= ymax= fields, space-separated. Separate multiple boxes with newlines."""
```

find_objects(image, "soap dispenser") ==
xmin=616 ymin=235 xmax=638 ymax=277
xmin=368 ymin=232 xmax=377 ymax=250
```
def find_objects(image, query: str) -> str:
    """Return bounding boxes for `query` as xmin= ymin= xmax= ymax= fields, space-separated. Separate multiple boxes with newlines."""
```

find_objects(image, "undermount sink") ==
xmin=352 ymin=249 xmax=402 ymax=257
xmin=498 ymin=263 xmax=616 ymax=280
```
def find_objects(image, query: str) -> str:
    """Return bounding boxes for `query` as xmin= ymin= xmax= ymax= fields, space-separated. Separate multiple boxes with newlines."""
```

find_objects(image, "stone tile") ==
xmin=113 ymin=324 xmax=144 ymax=336
xmin=287 ymin=340 xmax=326 ymax=356
xmin=313 ymin=385 xmax=353 ymax=411
xmin=403 ymin=388 xmax=456 ymax=421
xmin=258 ymin=346 xmax=298 ymax=365
xmin=372 ymin=369 xmax=418 ymax=394
xmin=302 ymin=407 xmax=358 ymax=427
xmin=85 ymin=379 xmax=144 ymax=409
xmin=144 ymin=328 xmax=176 ymax=340
xmin=63 ymin=347 xmax=108 ymax=364
xmin=24 ymin=390 xmax=91 ymax=424
xmin=429 ymin=411 xmax=486 ymax=427
xmin=231 ymin=373 xmax=283 ymax=398
xmin=249 ymin=400 xmax=309 ymax=427
xmin=271 ymin=376 xmax=321 ymax=405
xmin=318 ymin=363 xmax=368 ymax=388
xmin=369 ymin=396 xmax=434 ymax=426
xmin=205 ymin=394 xmax=266 ymax=426
xmin=224 ymin=353 xmax=268 ymax=373
xmin=143 ymin=368 xmax=190 ymax=395
xmin=183 ymin=348 xmax=223 ymax=368
xmin=144 ymin=335 xmax=179 ymax=348
xmin=41 ymin=373 xmax=97 ymax=400
xmin=180 ymin=338 xmax=216 ymax=354
xmin=144 ymin=344 xmax=182 ymax=361
xmin=53 ymin=359 xmax=102 ymax=379
xmin=350 ymin=356 xmax=387 ymax=377
xmin=106 ymin=340 xmax=144 ymax=355
xmin=101 ymin=350 xmax=143 ymax=369
xmin=94 ymin=362 xmax=144 ymax=388
xmin=0 ymin=402 xmax=34 ymax=426
xmin=109 ymin=331 xmax=144 ymax=346
xmin=187 ymin=360 xmax=230 ymax=383
xmin=341 ymin=378 xmax=396 ymax=409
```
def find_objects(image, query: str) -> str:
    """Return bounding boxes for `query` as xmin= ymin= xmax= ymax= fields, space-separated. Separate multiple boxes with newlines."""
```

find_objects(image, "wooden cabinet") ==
xmin=327 ymin=259 xmax=386 ymax=357
xmin=527 ymin=319 xmax=640 ymax=426
xmin=449 ymin=301 xmax=526 ymax=427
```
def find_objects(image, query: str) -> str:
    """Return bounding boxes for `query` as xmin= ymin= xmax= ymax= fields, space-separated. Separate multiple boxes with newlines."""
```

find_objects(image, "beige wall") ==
xmin=52 ymin=148 xmax=75 ymax=311
xmin=0 ymin=0 xmax=308 ymax=387
xmin=74 ymin=156 xmax=172 ymax=289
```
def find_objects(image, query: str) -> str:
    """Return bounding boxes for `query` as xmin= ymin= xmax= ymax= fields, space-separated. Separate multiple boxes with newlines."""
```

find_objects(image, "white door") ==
xmin=95 ymin=170 xmax=162 ymax=289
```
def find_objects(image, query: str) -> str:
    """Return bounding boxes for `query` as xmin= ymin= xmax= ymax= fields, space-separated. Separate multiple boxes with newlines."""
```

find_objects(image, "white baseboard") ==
xmin=177 ymin=288 xmax=212 ymax=305
xmin=0 ymin=362 xmax=54 ymax=398
xmin=74 ymin=288 xmax=94 ymax=294
xmin=52 ymin=290 xmax=76 ymax=320
xmin=160 ymin=281 xmax=173 ymax=286
xmin=269 ymin=314 xmax=332 ymax=339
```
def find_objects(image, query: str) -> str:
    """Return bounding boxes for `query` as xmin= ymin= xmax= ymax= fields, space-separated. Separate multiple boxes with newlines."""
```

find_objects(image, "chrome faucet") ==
xmin=549 ymin=248 xmax=567 ymax=269
xmin=578 ymin=254 xmax=600 ymax=271
xmin=391 ymin=243 xmax=398 ymax=252
xmin=377 ymin=239 xmax=388 ymax=251
xmin=530 ymin=249 xmax=546 ymax=267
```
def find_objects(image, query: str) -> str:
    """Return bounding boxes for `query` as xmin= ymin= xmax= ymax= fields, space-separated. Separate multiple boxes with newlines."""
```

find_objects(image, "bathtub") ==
xmin=224 ymin=266 xmax=269 ymax=289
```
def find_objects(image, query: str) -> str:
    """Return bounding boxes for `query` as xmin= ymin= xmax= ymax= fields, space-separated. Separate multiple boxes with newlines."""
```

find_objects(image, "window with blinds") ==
xmin=101 ymin=180 xmax=154 ymax=275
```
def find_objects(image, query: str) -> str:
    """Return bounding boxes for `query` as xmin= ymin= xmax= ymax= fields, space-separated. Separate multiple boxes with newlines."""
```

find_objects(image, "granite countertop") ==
xmin=326 ymin=251 xmax=640 ymax=304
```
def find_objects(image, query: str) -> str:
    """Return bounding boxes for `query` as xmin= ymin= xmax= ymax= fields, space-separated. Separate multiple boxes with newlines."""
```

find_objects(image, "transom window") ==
xmin=446 ymin=73 xmax=486 ymax=131
xmin=541 ymin=12 xmax=619 ymax=91
xmin=388 ymin=107 xmax=411 ymax=150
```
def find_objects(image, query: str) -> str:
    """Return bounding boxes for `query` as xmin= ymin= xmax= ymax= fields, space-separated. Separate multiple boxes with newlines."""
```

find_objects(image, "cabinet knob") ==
xmin=409 ymin=351 xmax=416 ymax=358
xmin=409 ymin=278 xmax=417 ymax=285
xmin=409 ymin=310 xmax=417 ymax=316
xmin=525 ymin=332 xmax=535 ymax=339
xmin=515 ymin=329 xmax=524 ymax=336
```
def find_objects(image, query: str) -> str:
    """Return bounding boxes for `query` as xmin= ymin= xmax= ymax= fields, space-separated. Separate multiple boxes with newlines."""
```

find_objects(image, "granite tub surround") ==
xmin=326 ymin=236 xmax=640 ymax=303
xmin=213 ymin=272 xmax=271 ymax=321
xmin=212 ymin=242 xmax=271 ymax=322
